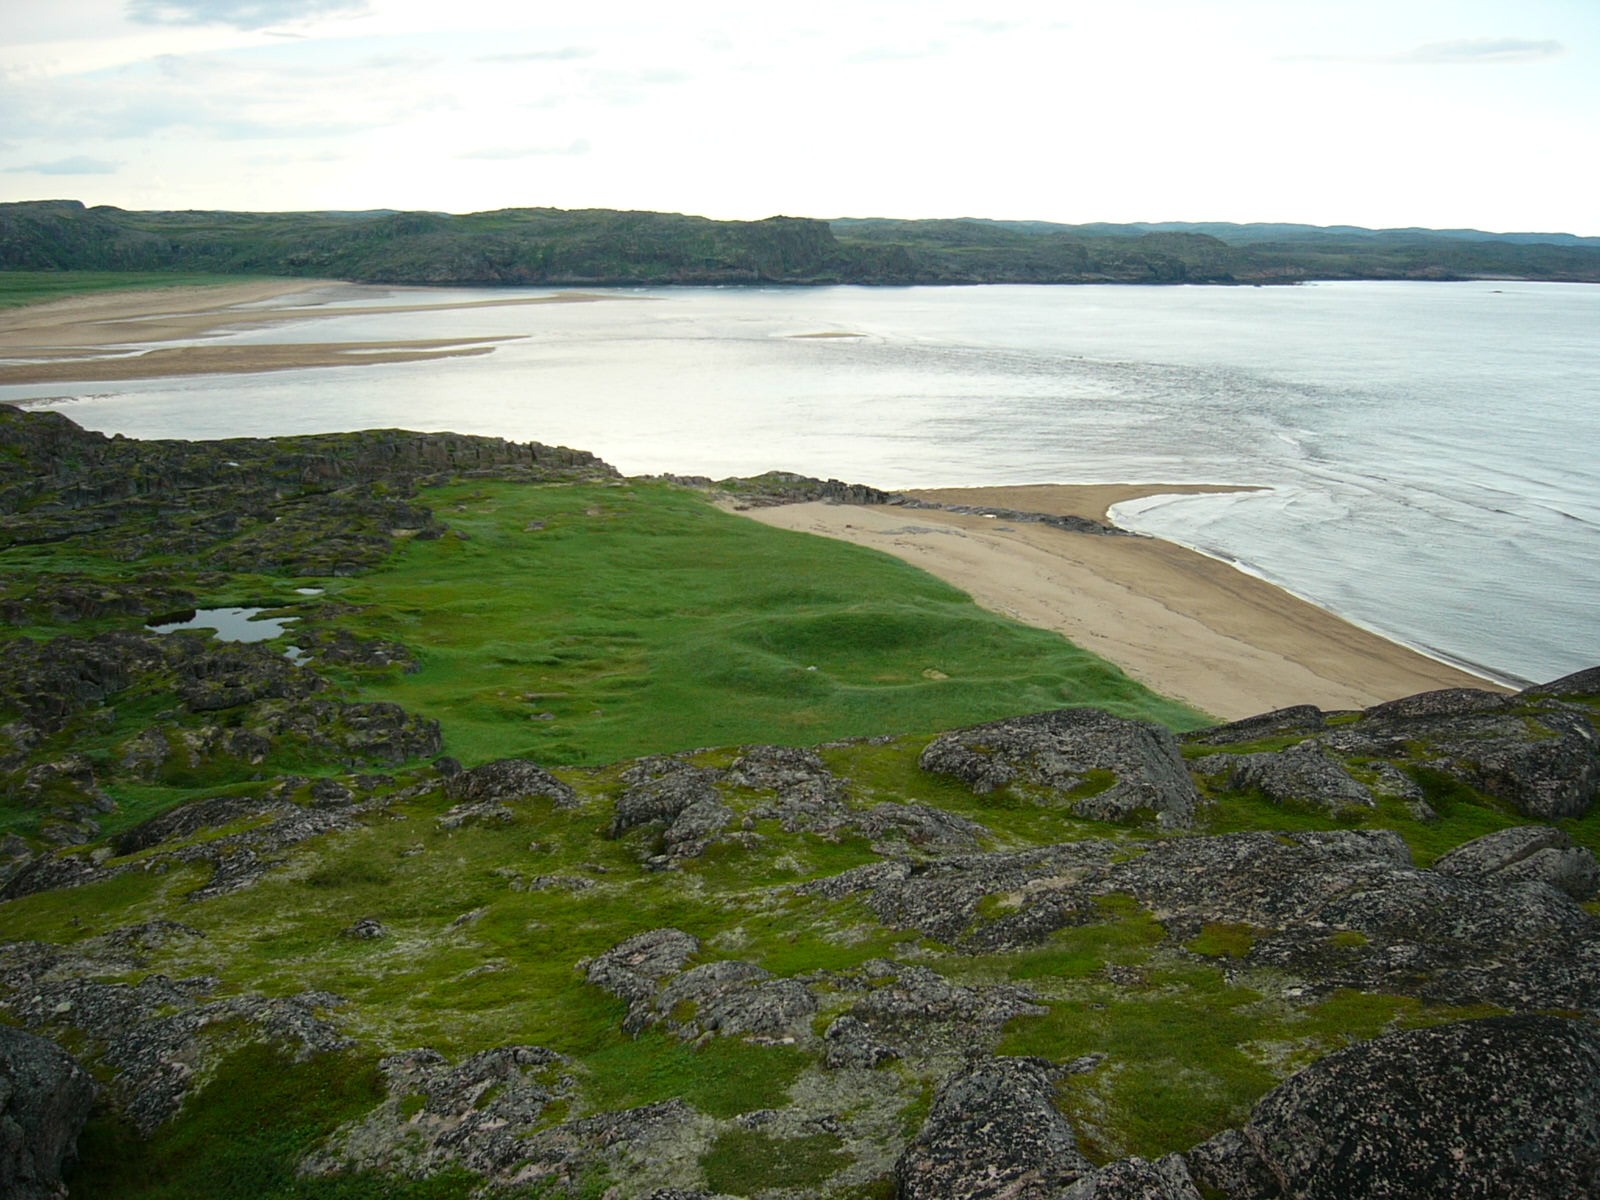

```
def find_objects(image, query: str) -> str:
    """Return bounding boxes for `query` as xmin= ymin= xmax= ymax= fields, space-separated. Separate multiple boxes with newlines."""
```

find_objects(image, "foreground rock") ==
xmin=920 ymin=708 xmax=1201 ymax=829
xmin=0 ymin=1026 xmax=95 ymax=1200
xmin=896 ymin=1056 xmax=1091 ymax=1199
xmin=1186 ymin=1015 xmax=1600 ymax=1199
xmin=1433 ymin=825 xmax=1600 ymax=900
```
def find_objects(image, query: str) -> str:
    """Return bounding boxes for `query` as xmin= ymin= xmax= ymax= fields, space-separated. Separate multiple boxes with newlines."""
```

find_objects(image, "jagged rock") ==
xmin=660 ymin=799 xmax=735 ymax=859
xmin=830 ymin=959 xmax=1045 ymax=1059
xmin=821 ymin=1014 xmax=899 ymax=1069
xmin=726 ymin=744 xmax=841 ymax=794
xmin=340 ymin=917 xmax=388 ymax=940
xmin=291 ymin=629 xmax=419 ymax=674
xmin=9 ymin=753 xmax=114 ymax=814
xmin=585 ymin=929 xmax=702 ymax=1034
xmin=1194 ymin=741 xmax=1375 ymax=815
xmin=1432 ymin=825 xmax=1600 ymax=900
xmin=1061 ymin=1155 xmax=1203 ymax=1199
xmin=857 ymin=801 xmax=988 ymax=850
xmin=1181 ymin=704 xmax=1327 ymax=747
xmin=1184 ymin=1015 xmax=1600 ymax=1199
xmin=442 ymin=757 xmax=577 ymax=807
xmin=896 ymin=1056 xmax=1091 ymax=1200
xmin=610 ymin=758 xmax=728 ymax=839
xmin=438 ymin=758 xmax=577 ymax=829
xmin=1319 ymin=698 xmax=1599 ymax=820
xmin=843 ymin=842 xmax=1120 ymax=950
xmin=0 ymin=833 xmax=34 ymax=890
xmin=113 ymin=791 xmax=279 ymax=856
xmin=655 ymin=960 xmax=816 ymax=1041
xmin=808 ymin=829 xmax=1600 ymax=1013
xmin=176 ymin=641 xmax=319 ymax=712
xmin=919 ymin=708 xmax=1201 ymax=829
xmin=1522 ymin=666 xmax=1600 ymax=698
xmin=6 ymin=780 xmax=398 ymax=903
xmin=714 ymin=471 xmax=894 ymax=508
xmin=302 ymin=1045 xmax=573 ymax=1182
xmin=1 ymin=955 xmax=349 ymax=1133
xmin=0 ymin=1026 xmax=96 ymax=1200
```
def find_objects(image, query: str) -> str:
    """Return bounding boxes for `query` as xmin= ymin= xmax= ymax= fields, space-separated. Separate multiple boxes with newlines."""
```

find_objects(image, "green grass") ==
xmin=584 ymin=1033 xmax=810 ymax=1118
xmin=67 ymin=1043 xmax=476 ymax=1200
xmin=336 ymin=480 xmax=1208 ymax=766
xmin=0 ymin=270 xmax=275 ymax=308
xmin=700 ymin=1128 xmax=850 ymax=1193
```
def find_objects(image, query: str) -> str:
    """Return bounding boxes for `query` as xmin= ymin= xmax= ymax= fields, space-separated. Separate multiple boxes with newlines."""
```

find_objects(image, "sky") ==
xmin=2 ymin=0 xmax=1597 ymax=233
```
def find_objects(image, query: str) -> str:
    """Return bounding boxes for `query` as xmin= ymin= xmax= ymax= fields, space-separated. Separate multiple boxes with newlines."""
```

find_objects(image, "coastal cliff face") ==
xmin=6 ymin=199 xmax=1600 ymax=286
xmin=1 ymin=405 xmax=1598 ymax=1199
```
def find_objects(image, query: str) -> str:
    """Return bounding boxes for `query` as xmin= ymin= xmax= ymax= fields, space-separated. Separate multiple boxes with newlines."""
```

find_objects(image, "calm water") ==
xmin=8 ymin=280 xmax=1598 ymax=686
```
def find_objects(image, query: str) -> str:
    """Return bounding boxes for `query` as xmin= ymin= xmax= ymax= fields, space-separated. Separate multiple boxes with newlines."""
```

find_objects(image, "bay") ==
xmin=6 ymin=279 xmax=1597 ymax=687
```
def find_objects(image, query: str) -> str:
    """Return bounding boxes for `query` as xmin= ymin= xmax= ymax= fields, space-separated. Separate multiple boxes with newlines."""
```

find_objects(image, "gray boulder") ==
xmin=0 ymin=1026 xmax=95 ymax=1200
xmin=919 ymin=708 xmax=1201 ymax=830
xmin=443 ymin=758 xmax=577 ymax=809
xmin=896 ymin=1056 xmax=1090 ymax=1199
xmin=655 ymin=960 xmax=816 ymax=1041
xmin=1182 ymin=704 xmax=1326 ymax=747
xmin=609 ymin=758 xmax=726 ymax=839
xmin=1432 ymin=825 xmax=1600 ymax=900
xmin=584 ymin=928 xmax=700 ymax=1032
xmin=1520 ymin=665 xmax=1600 ymax=698
xmin=1319 ymin=702 xmax=1599 ymax=821
xmin=1195 ymin=741 xmax=1375 ymax=815
xmin=1061 ymin=1155 xmax=1203 ymax=1199
xmin=1185 ymin=1015 xmax=1600 ymax=1199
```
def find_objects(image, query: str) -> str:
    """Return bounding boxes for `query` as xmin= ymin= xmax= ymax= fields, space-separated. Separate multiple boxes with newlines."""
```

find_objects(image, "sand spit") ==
xmin=0 ymin=280 xmax=622 ymax=381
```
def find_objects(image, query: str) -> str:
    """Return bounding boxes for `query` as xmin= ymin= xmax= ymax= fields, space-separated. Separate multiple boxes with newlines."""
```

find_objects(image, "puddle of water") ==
xmin=147 ymin=606 xmax=297 ymax=643
xmin=294 ymin=587 xmax=324 ymax=595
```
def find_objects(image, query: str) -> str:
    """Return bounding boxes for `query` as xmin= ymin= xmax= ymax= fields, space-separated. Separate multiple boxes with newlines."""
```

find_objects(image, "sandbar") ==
xmin=735 ymin=484 xmax=1507 ymax=721
xmin=0 ymin=279 xmax=621 ymax=382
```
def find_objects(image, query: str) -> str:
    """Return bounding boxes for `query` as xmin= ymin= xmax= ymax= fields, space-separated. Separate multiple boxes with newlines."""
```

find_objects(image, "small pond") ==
xmin=146 ymin=606 xmax=306 ymax=662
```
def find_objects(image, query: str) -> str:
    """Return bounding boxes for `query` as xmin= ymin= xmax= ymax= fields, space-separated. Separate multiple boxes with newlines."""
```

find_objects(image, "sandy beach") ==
xmin=737 ymin=486 xmax=1506 ymax=721
xmin=0 ymin=279 xmax=620 ymax=382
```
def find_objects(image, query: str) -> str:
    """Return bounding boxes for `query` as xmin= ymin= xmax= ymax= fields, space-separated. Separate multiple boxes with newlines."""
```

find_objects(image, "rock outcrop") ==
xmin=920 ymin=708 xmax=1201 ymax=829
xmin=896 ymin=1056 xmax=1091 ymax=1199
xmin=1185 ymin=1016 xmax=1600 ymax=1199
xmin=0 ymin=1026 xmax=96 ymax=1200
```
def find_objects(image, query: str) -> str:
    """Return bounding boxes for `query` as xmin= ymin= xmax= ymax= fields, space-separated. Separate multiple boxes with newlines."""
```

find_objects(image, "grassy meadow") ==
xmin=0 ymin=270 xmax=269 ymax=308
xmin=323 ymin=479 xmax=1208 ymax=766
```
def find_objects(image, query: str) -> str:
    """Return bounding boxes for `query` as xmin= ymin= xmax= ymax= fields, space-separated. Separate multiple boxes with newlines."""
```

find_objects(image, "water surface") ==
xmin=14 ymin=281 xmax=1598 ymax=686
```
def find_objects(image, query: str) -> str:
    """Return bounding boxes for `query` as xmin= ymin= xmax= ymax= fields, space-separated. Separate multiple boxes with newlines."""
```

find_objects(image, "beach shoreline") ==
xmin=0 ymin=279 xmax=620 ymax=383
xmin=732 ymin=485 xmax=1509 ymax=721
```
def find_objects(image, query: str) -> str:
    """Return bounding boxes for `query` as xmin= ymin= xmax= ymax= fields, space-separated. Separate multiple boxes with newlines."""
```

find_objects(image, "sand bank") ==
xmin=737 ymin=485 xmax=1505 ymax=721
xmin=0 ymin=279 xmax=620 ymax=382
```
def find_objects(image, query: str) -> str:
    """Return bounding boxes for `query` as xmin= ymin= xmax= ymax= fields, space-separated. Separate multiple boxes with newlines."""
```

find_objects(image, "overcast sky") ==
xmin=2 ymin=0 xmax=1597 ymax=233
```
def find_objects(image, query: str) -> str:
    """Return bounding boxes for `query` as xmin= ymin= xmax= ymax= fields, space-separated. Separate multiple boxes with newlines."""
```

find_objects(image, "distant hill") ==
xmin=3 ymin=199 xmax=1598 ymax=287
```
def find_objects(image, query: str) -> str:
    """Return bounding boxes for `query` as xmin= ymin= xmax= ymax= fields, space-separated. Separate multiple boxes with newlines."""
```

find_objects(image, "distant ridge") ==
xmin=3 ymin=199 xmax=1598 ymax=287
xmin=904 ymin=217 xmax=1600 ymax=248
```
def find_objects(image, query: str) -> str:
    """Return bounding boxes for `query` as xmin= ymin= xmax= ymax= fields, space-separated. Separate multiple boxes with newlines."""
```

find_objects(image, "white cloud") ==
xmin=1404 ymin=38 xmax=1564 ymax=65
xmin=477 ymin=47 xmax=595 ymax=64
xmin=456 ymin=140 xmax=591 ymax=159
xmin=2 ymin=154 xmax=121 ymax=174
xmin=126 ymin=0 xmax=370 ymax=30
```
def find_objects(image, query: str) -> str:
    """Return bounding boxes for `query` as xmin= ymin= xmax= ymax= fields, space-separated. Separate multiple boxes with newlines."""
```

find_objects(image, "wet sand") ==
xmin=736 ymin=485 xmax=1506 ymax=721
xmin=0 ymin=279 xmax=620 ymax=382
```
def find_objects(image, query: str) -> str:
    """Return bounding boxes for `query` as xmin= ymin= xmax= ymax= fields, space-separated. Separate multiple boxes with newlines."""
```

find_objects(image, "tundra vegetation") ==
xmin=4 ymin=200 xmax=1600 ymax=288
xmin=2 ymin=404 xmax=1598 ymax=1200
